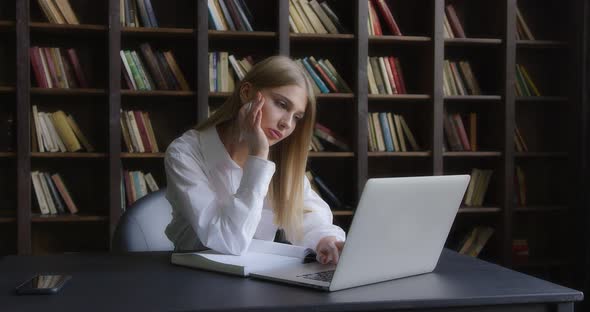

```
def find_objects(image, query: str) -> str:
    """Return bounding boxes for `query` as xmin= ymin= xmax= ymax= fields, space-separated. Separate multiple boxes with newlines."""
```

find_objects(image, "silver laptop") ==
xmin=250 ymin=175 xmax=470 ymax=291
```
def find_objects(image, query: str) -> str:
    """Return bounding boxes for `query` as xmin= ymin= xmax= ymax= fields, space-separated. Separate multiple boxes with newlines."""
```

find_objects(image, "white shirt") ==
xmin=164 ymin=127 xmax=346 ymax=255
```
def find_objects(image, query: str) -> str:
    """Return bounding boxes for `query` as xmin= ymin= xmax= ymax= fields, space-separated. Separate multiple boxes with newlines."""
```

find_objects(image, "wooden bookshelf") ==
xmin=29 ymin=22 xmax=107 ymax=34
xmin=3 ymin=0 xmax=584 ymax=290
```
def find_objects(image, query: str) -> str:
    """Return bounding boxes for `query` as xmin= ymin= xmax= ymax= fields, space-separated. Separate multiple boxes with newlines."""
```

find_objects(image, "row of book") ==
xmin=514 ymin=125 xmax=529 ymax=152
xmin=295 ymin=57 xmax=351 ymax=94
xmin=443 ymin=60 xmax=481 ymax=96
xmin=121 ymin=44 xmax=190 ymax=91
xmin=515 ymin=64 xmax=540 ymax=96
xmin=367 ymin=56 xmax=407 ymax=95
xmin=367 ymin=0 xmax=402 ymax=36
xmin=289 ymin=0 xmax=347 ymax=34
xmin=30 ymin=47 xmax=88 ymax=89
xmin=31 ymin=171 xmax=78 ymax=215
xmin=122 ymin=170 xmax=160 ymax=208
xmin=305 ymin=170 xmax=349 ymax=210
xmin=368 ymin=112 xmax=419 ymax=152
xmin=208 ymin=0 xmax=254 ymax=32
xmin=37 ymin=0 xmax=79 ymax=24
xmin=310 ymin=123 xmax=350 ymax=152
xmin=443 ymin=112 xmax=477 ymax=152
xmin=120 ymin=110 xmax=160 ymax=153
xmin=37 ymin=0 xmax=540 ymax=43
xmin=445 ymin=3 xmax=537 ymax=40
xmin=31 ymin=106 xmax=94 ymax=153
xmin=514 ymin=166 xmax=527 ymax=206
xmin=464 ymin=168 xmax=493 ymax=207
xmin=443 ymin=4 xmax=465 ymax=38
xmin=208 ymin=52 xmax=254 ymax=92
xmin=458 ymin=226 xmax=495 ymax=257
xmin=120 ymin=0 xmax=159 ymax=28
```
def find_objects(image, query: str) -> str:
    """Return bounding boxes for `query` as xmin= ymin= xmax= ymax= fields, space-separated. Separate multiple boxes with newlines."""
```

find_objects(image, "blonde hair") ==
xmin=196 ymin=55 xmax=316 ymax=243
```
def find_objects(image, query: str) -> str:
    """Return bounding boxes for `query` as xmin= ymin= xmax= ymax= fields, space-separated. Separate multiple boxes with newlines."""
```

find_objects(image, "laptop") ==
xmin=250 ymin=175 xmax=470 ymax=291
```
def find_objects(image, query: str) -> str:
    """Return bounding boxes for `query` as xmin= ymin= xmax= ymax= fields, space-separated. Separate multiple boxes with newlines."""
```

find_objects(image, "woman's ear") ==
xmin=239 ymin=82 xmax=253 ymax=104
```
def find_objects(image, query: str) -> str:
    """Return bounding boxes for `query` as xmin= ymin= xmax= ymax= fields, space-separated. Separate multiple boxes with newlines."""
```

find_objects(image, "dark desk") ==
xmin=0 ymin=250 xmax=583 ymax=312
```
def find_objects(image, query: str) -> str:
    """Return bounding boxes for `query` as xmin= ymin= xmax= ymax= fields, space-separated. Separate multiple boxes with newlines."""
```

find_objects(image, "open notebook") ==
xmin=171 ymin=239 xmax=315 ymax=277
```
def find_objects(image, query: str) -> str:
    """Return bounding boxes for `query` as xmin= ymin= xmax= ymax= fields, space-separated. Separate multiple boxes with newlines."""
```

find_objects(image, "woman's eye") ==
xmin=278 ymin=101 xmax=288 ymax=108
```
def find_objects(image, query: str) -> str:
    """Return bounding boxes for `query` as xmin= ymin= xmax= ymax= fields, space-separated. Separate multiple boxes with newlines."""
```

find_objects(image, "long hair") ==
xmin=196 ymin=55 xmax=316 ymax=243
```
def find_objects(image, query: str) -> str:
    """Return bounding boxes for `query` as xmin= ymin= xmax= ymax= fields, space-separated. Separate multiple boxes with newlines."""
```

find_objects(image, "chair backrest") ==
xmin=112 ymin=188 xmax=174 ymax=252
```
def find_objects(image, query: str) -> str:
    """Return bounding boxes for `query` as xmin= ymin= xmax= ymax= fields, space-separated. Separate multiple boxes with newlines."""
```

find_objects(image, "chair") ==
xmin=112 ymin=188 xmax=175 ymax=252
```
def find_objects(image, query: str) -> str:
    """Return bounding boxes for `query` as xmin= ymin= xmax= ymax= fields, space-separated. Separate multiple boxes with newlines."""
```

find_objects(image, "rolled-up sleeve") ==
xmin=165 ymin=149 xmax=275 ymax=255
xmin=299 ymin=177 xmax=346 ymax=251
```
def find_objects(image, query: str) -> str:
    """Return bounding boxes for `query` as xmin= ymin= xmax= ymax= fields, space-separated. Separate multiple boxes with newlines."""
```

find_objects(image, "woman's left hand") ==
xmin=316 ymin=236 xmax=344 ymax=265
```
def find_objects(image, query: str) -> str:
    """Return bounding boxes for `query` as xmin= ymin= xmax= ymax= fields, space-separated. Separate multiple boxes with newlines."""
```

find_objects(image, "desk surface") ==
xmin=0 ymin=250 xmax=583 ymax=312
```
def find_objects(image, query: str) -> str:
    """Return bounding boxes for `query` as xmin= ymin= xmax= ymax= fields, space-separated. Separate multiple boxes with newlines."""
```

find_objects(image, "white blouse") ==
xmin=164 ymin=127 xmax=346 ymax=255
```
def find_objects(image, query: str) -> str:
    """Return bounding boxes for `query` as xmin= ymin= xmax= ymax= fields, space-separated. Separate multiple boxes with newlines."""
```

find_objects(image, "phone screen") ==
xmin=25 ymin=275 xmax=69 ymax=289
xmin=16 ymin=274 xmax=71 ymax=294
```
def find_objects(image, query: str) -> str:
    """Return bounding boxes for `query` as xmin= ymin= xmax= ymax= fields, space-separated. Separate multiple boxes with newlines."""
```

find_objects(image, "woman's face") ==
xmin=258 ymin=84 xmax=307 ymax=146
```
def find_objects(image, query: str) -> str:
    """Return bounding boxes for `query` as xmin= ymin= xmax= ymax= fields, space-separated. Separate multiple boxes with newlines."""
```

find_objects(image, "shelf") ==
xmin=210 ymin=30 xmax=276 ymax=39
xmin=121 ymin=153 xmax=165 ymax=158
xmin=0 ymin=86 xmax=15 ymax=93
xmin=368 ymin=94 xmax=430 ymax=101
xmin=30 ymin=22 xmax=107 ymax=35
xmin=291 ymin=33 xmax=354 ymax=42
xmin=0 ymin=217 xmax=16 ymax=223
xmin=444 ymin=151 xmax=502 ymax=157
xmin=209 ymin=92 xmax=355 ymax=100
xmin=332 ymin=210 xmax=354 ymax=216
xmin=515 ymin=206 xmax=569 ymax=213
xmin=368 ymin=151 xmax=431 ymax=157
xmin=309 ymin=152 xmax=354 ymax=158
xmin=0 ymin=20 xmax=15 ymax=31
xmin=123 ymin=26 xmax=193 ymax=37
xmin=31 ymin=214 xmax=109 ymax=223
xmin=444 ymin=95 xmax=502 ymax=101
xmin=516 ymin=40 xmax=568 ymax=48
xmin=445 ymin=38 xmax=502 ymax=46
xmin=121 ymin=90 xmax=194 ymax=97
xmin=515 ymin=96 xmax=568 ymax=102
xmin=31 ymin=152 xmax=107 ymax=158
xmin=369 ymin=35 xmax=431 ymax=44
xmin=0 ymin=152 xmax=16 ymax=158
xmin=31 ymin=88 xmax=107 ymax=96
xmin=458 ymin=207 xmax=502 ymax=213
xmin=515 ymin=152 xmax=568 ymax=158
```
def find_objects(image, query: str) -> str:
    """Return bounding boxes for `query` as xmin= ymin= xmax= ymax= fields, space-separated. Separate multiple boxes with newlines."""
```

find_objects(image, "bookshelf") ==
xmin=5 ymin=0 xmax=585 ymax=289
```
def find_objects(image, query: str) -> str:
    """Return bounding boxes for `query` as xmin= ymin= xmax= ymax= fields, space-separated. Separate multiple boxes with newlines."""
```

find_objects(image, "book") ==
xmin=171 ymin=239 xmax=315 ymax=277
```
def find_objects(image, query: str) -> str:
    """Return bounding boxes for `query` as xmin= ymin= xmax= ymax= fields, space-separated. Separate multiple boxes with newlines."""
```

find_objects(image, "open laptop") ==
xmin=250 ymin=175 xmax=470 ymax=291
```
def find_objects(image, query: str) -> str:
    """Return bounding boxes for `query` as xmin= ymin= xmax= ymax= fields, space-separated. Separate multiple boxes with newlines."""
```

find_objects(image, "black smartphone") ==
xmin=15 ymin=274 xmax=71 ymax=295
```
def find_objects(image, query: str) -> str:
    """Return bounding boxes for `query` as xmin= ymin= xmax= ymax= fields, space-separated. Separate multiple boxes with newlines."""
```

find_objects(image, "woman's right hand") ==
xmin=238 ymin=91 xmax=269 ymax=159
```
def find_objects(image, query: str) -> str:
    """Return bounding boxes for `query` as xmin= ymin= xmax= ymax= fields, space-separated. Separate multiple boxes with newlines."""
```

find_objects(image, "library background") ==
xmin=1 ymin=0 xmax=589 ymax=306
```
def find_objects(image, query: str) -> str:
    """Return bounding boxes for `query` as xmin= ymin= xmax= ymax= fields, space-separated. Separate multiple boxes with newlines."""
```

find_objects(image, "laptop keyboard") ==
xmin=298 ymin=270 xmax=335 ymax=282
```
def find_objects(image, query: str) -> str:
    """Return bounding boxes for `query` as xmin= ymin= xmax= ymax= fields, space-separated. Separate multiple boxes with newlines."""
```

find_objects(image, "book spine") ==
xmin=44 ymin=172 xmax=66 ymax=214
xmin=67 ymin=48 xmax=89 ymax=88
xmin=51 ymin=174 xmax=78 ymax=213
xmin=139 ymin=43 xmax=168 ymax=90
xmin=302 ymin=57 xmax=329 ymax=93
xmin=144 ymin=0 xmax=159 ymax=27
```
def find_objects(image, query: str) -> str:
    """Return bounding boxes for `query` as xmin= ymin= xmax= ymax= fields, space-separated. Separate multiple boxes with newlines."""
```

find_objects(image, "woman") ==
xmin=164 ymin=55 xmax=345 ymax=264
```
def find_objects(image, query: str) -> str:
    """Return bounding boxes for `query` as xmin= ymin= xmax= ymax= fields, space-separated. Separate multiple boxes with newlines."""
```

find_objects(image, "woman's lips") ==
xmin=268 ymin=129 xmax=282 ymax=139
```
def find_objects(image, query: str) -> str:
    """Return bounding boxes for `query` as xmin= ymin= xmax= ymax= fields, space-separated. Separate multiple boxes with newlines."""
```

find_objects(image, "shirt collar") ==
xmin=200 ymin=126 xmax=241 ymax=170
